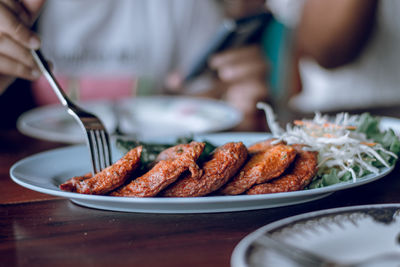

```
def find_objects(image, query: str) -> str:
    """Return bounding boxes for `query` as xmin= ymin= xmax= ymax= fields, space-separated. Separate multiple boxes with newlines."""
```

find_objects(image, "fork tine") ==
xmin=94 ymin=130 xmax=105 ymax=171
xmin=88 ymin=129 xmax=112 ymax=175
xmin=96 ymin=130 xmax=108 ymax=171
xmin=87 ymin=130 xmax=100 ymax=175
xmin=99 ymin=130 xmax=112 ymax=167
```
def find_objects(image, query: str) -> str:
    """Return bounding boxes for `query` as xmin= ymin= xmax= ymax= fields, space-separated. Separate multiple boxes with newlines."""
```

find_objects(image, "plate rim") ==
xmin=9 ymin=132 xmax=395 ymax=213
xmin=230 ymin=203 xmax=400 ymax=267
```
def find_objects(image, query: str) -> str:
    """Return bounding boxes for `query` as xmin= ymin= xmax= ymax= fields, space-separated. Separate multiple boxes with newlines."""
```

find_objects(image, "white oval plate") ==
xmin=9 ymin=132 xmax=394 ymax=214
xmin=17 ymin=96 xmax=242 ymax=143
xmin=17 ymin=99 xmax=117 ymax=143
xmin=232 ymin=204 xmax=400 ymax=266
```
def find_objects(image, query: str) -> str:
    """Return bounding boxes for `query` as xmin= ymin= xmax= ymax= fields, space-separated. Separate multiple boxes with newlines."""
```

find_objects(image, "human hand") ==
xmin=209 ymin=44 xmax=269 ymax=115
xmin=0 ymin=0 xmax=45 ymax=93
xmin=223 ymin=0 xmax=267 ymax=19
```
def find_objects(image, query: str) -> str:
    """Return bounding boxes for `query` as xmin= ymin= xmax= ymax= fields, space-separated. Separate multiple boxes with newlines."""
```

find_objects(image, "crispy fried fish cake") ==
xmin=161 ymin=142 xmax=248 ymax=197
xmin=111 ymin=141 xmax=204 ymax=197
xmin=61 ymin=173 xmax=92 ymax=185
xmin=59 ymin=146 xmax=143 ymax=194
xmin=156 ymin=143 xmax=200 ymax=161
xmin=246 ymin=145 xmax=318 ymax=195
xmin=219 ymin=144 xmax=297 ymax=195
xmin=247 ymin=138 xmax=279 ymax=154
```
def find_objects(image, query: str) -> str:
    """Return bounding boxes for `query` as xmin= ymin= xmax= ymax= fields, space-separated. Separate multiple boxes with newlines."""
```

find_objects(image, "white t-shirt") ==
xmin=35 ymin=0 xmax=223 ymax=104
xmin=268 ymin=0 xmax=400 ymax=112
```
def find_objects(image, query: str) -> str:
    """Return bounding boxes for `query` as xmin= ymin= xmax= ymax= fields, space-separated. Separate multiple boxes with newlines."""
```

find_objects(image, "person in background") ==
xmin=268 ymin=0 xmax=400 ymax=114
xmin=0 ymin=0 xmax=270 ymax=129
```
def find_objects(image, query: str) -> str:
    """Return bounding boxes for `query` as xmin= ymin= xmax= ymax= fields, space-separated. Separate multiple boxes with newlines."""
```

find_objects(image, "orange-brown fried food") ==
xmin=246 ymin=145 xmax=318 ymax=195
xmin=247 ymin=138 xmax=279 ymax=154
xmin=111 ymin=141 xmax=205 ymax=197
xmin=61 ymin=173 xmax=93 ymax=186
xmin=60 ymin=146 xmax=143 ymax=194
xmin=161 ymin=142 xmax=248 ymax=197
xmin=156 ymin=143 xmax=201 ymax=161
xmin=219 ymin=144 xmax=297 ymax=195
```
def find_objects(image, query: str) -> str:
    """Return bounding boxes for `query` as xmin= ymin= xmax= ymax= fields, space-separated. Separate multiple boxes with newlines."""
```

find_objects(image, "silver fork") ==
xmin=31 ymin=49 xmax=112 ymax=175
xmin=254 ymin=234 xmax=400 ymax=267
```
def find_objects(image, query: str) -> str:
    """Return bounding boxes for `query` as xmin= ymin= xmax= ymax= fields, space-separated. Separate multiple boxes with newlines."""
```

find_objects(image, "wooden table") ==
xmin=2 ymin=107 xmax=400 ymax=267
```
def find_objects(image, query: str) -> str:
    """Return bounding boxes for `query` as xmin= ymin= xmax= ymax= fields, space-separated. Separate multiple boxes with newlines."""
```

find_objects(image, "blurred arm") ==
xmin=296 ymin=0 xmax=378 ymax=68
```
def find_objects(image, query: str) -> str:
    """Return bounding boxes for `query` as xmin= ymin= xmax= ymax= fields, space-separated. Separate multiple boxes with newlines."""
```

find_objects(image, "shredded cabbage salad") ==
xmin=257 ymin=102 xmax=400 ymax=189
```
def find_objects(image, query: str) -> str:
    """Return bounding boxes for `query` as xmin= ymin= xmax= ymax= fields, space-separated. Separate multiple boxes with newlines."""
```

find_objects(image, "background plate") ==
xmin=17 ymin=96 xmax=242 ymax=143
xmin=231 ymin=204 xmax=400 ymax=266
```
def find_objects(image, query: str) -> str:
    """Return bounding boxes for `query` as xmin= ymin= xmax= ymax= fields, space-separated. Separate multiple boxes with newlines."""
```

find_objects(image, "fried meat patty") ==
xmin=219 ymin=143 xmax=297 ymax=195
xmin=160 ymin=142 xmax=248 ymax=197
xmin=111 ymin=142 xmax=204 ymax=197
xmin=246 ymin=145 xmax=318 ymax=194
xmin=247 ymin=138 xmax=279 ymax=154
xmin=155 ymin=143 xmax=201 ymax=161
xmin=59 ymin=146 xmax=143 ymax=194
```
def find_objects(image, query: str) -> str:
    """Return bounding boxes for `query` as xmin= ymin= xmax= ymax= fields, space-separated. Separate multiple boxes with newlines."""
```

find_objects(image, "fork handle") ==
xmin=31 ymin=49 xmax=74 ymax=108
xmin=254 ymin=235 xmax=338 ymax=266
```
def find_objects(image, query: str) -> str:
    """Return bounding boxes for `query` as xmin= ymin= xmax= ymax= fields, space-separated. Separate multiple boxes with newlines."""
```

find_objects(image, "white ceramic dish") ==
xmin=10 ymin=132 xmax=394 ymax=214
xmin=380 ymin=116 xmax=400 ymax=135
xmin=17 ymin=96 xmax=242 ymax=143
xmin=116 ymin=96 xmax=243 ymax=138
xmin=231 ymin=203 xmax=400 ymax=266
xmin=17 ymin=99 xmax=117 ymax=143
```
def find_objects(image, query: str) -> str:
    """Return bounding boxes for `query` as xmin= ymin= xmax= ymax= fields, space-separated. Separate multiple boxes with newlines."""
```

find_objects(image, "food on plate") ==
xmin=59 ymin=103 xmax=400 ymax=198
xmin=247 ymin=138 xmax=279 ymax=154
xmin=60 ymin=146 xmax=142 ymax=194
xmin=156 ymin=142 xmax=203 ymax=161
xmin=111 ymin=142 xmax=204 ymax=197
xmin=219 ymin=143 xmax=297 ymax=195
xmin=247 ymin=145 xmax=318 ymax=194
xmin=116 ymin=137 xmax=216 ymax=171
xmin=59 ymin=173 xmax=93 ymax=191
xmin=160 ymin=142 xmax=248 ymax=197
xmin=257 ymin=102 xmax=399 ymax=189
